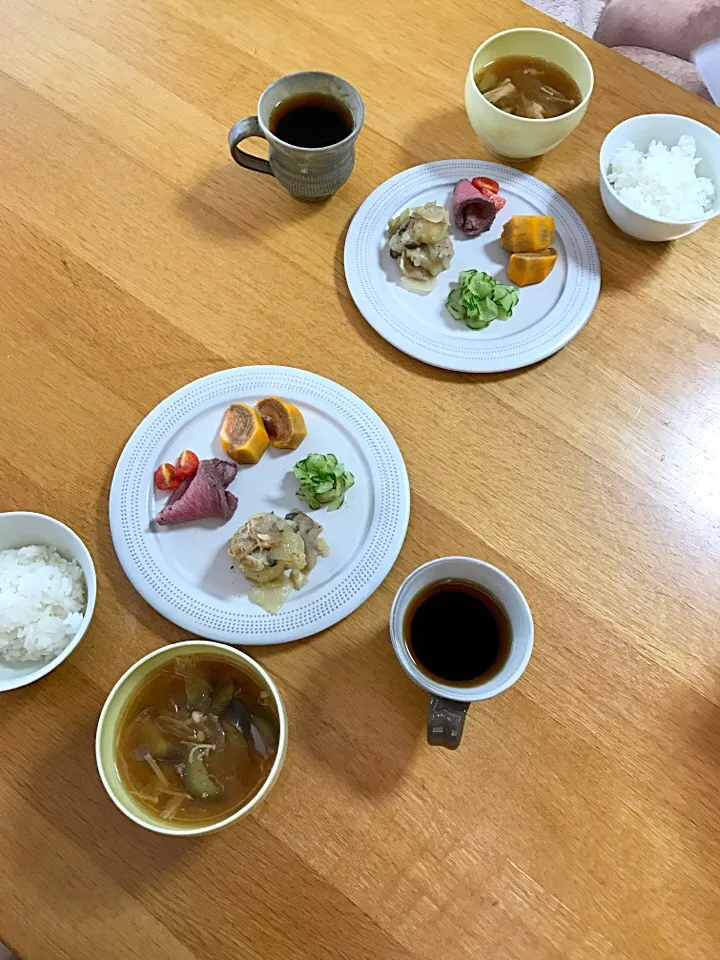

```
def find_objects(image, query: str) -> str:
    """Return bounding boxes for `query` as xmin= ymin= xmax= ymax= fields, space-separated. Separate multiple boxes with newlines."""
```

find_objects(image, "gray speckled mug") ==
xmin=229 ymin=71 xmax=364 ymax=200
xmin=390 ymin=557 xmax=534 ymax=750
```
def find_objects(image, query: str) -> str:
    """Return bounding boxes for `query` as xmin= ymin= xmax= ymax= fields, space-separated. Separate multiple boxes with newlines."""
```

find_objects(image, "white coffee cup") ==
xmin=389 ymin=557 xmax=533 ymax=748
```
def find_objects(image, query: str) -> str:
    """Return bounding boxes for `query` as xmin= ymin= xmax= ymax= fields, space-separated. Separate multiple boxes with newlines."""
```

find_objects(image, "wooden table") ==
xmin=1 ymin=0 xmax=719 ymax=957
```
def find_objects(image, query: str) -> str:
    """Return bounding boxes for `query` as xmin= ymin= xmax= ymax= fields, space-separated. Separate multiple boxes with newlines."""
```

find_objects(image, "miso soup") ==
xmin=475 ymin=55 xmax=581 ymax=119
xmin=115 ymin=655 xmax=280 ymax=825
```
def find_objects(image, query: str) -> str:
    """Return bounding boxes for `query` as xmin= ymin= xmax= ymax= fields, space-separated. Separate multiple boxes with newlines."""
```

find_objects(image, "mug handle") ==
xmin=228 ymin=117 xmax=273 ymax=176
xmin=427 ymin=696 xmax=470 ymax=749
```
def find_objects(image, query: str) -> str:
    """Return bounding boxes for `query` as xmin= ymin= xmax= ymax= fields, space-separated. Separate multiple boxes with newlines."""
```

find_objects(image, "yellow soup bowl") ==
xmin=96 ymin=640 xmax=288 ymax=836
xmin=465 ymin=28 xmax=594 ymax=160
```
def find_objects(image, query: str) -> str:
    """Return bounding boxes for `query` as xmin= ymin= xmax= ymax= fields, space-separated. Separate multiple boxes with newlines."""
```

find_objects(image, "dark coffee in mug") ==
xmin=269 ymin=93 xmax=354 ymax=148
xmin=403 ymin=579 xmax=511 ymax=684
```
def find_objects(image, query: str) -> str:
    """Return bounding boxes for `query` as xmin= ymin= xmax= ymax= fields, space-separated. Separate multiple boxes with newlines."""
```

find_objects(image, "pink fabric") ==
xmin=595 ymin=0 xmax=720 ymax=62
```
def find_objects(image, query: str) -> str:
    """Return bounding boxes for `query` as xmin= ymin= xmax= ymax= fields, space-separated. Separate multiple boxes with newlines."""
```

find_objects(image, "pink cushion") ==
xmin=595 ymin=0 xmax=720 ymax=62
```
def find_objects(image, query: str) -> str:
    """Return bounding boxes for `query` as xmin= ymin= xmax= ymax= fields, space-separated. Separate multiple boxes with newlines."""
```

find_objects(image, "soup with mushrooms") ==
xmin=115 ymin=655 xmax=280 ymax=825
xmin=475 ymin=55 xmax=581 ymax=119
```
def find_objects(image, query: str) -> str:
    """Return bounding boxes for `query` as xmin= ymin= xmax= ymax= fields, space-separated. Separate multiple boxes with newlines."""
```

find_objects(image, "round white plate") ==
xmin=109 ymin=367 xmax=410 ymax=644
xmin=344 ymin=160 xmax=601 ymax=372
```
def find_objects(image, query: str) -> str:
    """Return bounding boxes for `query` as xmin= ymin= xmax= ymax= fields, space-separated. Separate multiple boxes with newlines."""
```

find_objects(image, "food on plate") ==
xmin=607 ymin=135 xmax=714 ymax=220
xmin=0 ymin=545 xmax=87 ymax=663
xmin=471 ymin=176 xmax=507 ymax=212
xmin=175 ymin=450 xmax=200 ymax=481
xmin=219 ymin=403 xmax=270 ymax=465
xmin=452 ymin=179 xmax=499 ymax=237
xmin=154 ymin=450 xmax=200 ymax=491
xmin=387 ymin=202 xmax=454 ymax=294
xmin=155 ymin=459 xmax=238 ymax=525
xmin=115 ymin=654 xmax=280 ymax=823
xmin=155 ymin=463 xmax=178 ymax=491
xmin=474 ymin=55 xmax=581 ymax=119
xmin=500 ymin=217 xmax=557 ymax=285
xmin=256 ymin=397 xmax=307 ymax=450
xmin=228 ymin=511 xmax=329 ymax=613
xmin=472 ymin=176 xmax=499 ymax=195
xmin=294 ymin=453 xmax=354 ymax=511
xmin=507 ymin=249 xmax=558 ymax=286
xmin=446 ymin=270 xmax=519 ymax=330
xmin=501 ymin=215 xmax=555 ymax=253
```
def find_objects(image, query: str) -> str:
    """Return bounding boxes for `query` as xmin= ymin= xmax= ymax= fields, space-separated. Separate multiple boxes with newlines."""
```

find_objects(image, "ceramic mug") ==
xmin=390 ymin=557 xmax=533 ymax=749
xmin=228 ymin=70 xmax=364 ymax=199
xmin=465 ymin=28 xmax=594 ymax=160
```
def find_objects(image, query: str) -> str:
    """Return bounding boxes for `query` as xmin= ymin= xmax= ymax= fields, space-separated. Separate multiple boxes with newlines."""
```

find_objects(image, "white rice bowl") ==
xmin=607 ymin=135 xmax=715 ymax=220
xmin=0 ymin=545 xmax=87 ymax=663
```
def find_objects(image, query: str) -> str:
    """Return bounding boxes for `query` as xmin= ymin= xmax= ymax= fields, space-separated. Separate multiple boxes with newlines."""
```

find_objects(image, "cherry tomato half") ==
xmin=154 ymin=462 xmax=180 ymax=490
xmin=472 ymin=176 xmax=500 ymax=195
xmin=175 ymin=449 xmax=200 ymax=481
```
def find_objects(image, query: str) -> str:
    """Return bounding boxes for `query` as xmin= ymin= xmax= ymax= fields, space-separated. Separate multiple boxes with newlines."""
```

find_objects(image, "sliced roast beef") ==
xmin=155 ymin=458 xmax=238 ymax=525
xmin=161 ymin=474 xmax=192 ymax=511
xmin=452 ymin=179 xmax=498 ymax=237
xmin=203 ymin=459 xmax=238 ymax=521
xmin=207 ymin=458 xmax=238 ymax=488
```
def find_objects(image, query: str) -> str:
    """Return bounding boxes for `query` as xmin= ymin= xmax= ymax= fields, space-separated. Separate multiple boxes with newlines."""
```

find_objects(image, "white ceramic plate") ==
xmin=344 ymin=160 xmax=601 ymax=372
xmin=109 ymin=367 xmax=410 ymax=644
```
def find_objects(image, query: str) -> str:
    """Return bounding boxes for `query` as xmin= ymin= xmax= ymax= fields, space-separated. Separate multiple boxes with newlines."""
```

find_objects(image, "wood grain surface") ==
xmin=1 ymin=0 xmax=719 ymax=958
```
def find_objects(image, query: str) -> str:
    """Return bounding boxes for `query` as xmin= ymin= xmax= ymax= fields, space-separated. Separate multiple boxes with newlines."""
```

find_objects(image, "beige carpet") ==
xmin=523 ymin=0 xmax=605 ymax=34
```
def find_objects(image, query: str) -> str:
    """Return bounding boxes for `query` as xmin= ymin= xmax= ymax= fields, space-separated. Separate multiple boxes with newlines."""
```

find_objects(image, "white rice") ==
xmin=0 ymin=545 xmax=86 ymax=663
xmin=607 ymin=135 xmax=715 ymax=220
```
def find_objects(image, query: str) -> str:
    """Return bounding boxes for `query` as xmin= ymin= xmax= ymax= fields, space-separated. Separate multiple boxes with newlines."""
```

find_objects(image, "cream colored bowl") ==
xmin=465 ymin=28 xmax=594 ymax=160
xmin=96 ymin=640 xmax=288 ymax=836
